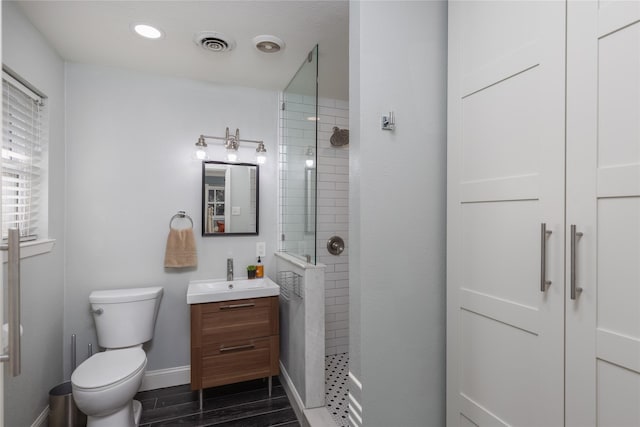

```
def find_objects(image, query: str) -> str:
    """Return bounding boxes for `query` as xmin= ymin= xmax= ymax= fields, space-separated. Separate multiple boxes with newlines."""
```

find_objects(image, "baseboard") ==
xmin=31 ymin=406 xmax=48 ymax=427
xmin=279 ymin=362 xmax=335 ymax=427
xmin=279 ymin=362 xmax=307 ymax=424
xmin=139 ymin=365 xmax=191 ymax=391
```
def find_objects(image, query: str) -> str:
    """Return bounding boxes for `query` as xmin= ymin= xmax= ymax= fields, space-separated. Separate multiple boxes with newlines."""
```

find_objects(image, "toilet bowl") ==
xmin=72 ymin=347 xmax=147 ymax=427
xmin=71 ymin=286 xmax=163 ymax=427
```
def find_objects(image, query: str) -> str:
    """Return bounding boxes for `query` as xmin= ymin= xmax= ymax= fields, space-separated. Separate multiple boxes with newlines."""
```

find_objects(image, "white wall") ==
xmin=2 ymin=2 xmax=66 ymax=426
xmin=349 ymin=1 xmax=447 ymax=426
xmin=64 ymin=63 xmax=279 ymax=375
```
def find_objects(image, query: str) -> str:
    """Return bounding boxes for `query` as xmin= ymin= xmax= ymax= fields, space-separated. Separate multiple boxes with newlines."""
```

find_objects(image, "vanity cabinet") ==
xmin=190 ymin=296 xmax=279 ymax=391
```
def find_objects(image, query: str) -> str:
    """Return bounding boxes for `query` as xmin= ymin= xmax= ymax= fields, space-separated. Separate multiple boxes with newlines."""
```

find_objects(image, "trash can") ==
xmin=48 ymin=381 xmax=87 ymax=427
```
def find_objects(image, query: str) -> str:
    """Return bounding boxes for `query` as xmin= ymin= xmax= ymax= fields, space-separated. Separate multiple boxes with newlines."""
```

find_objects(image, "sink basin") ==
xmin=187 ymin=277 xmax=280 ymax=304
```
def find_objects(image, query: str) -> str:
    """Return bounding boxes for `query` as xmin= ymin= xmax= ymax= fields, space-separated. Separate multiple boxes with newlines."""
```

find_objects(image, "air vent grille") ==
xmin=194 ymin=32 xmax=236 ymax=53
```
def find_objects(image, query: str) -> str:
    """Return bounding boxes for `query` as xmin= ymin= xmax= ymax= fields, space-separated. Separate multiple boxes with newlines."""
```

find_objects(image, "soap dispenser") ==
xmin=256 ymin=257 xmax=264 ymax=278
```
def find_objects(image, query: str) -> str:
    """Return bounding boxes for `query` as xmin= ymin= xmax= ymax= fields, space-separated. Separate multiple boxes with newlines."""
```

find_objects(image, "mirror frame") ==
xmin=201 ymin=160 xmax=259 ymax=237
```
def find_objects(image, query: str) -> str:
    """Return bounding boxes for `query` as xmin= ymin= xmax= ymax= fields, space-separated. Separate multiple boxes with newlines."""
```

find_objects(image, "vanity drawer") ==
xmin=200 ymin=336 xmax=279 ymax=389
xmin=196 ymin=296 xmax=278 ymax=343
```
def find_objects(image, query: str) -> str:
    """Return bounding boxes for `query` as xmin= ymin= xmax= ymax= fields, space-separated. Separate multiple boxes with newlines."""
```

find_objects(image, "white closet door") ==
xmin=567 ymin=2 xmax=640 ymax=426
xmin=447 ymin=2 xmax=566 ymax=426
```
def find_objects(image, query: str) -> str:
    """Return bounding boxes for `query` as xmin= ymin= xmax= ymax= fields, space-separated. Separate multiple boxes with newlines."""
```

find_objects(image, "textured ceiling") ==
xmin=15 ymin=0 xmax=349 ymax=100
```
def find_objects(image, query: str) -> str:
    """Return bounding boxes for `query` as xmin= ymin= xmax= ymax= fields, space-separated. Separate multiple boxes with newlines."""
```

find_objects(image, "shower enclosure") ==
xmin=277 ymin=45 xmax=350 ymax=426
xmin=276 ymin=46 xmax=326 ymax=412
xmin=279 ymin=45 xmax=318 ymax=264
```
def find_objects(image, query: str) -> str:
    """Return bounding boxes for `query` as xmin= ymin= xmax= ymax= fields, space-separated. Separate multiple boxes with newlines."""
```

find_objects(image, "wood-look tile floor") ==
xmin=136 ymin=377 xmax=300 ymax=427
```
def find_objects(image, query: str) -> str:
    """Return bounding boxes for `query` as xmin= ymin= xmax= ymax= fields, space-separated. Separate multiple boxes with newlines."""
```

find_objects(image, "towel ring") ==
xmin=169 ymin=211 xmax=193 ymax=229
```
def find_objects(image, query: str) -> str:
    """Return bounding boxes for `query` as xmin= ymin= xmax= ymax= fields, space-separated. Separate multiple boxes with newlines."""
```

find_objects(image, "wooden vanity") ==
xmin=190 ymin=295 xmax=280 ymax=399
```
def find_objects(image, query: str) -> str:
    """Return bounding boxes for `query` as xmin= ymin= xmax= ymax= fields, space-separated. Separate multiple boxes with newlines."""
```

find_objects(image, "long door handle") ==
xmin=540 ymin=223 xmax=552 ymax=292
xmin=0 ymin=228 xmax=21 ymax=376
xmin=570 ymin=225 xmax=583 ymax=300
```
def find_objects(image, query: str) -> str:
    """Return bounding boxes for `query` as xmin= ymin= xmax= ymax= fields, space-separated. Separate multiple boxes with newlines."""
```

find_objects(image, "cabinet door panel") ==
xmin=597 ymin=199 xmax=640 ymax=338
xmin=447 ymin=1 xmax=566 ymax=426
xmin=598 ymin=24 xmax=640 ymax=169
xmin=596 ymin=360 xmax=640 ymax=427
xmin=459 ymin=311 xmax=547 ymax=427
xmin=567 ymin=2 xmax=640 ymax=425
xmin=461 ymin=69 xmax=541 ymax=186
xmin=461 ymin=201 xmax=546 ymax=311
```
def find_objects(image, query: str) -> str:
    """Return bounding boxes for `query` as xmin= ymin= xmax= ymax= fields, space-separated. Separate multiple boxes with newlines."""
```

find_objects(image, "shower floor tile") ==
xmin=326 ymin=353 xmax=349 ymax=427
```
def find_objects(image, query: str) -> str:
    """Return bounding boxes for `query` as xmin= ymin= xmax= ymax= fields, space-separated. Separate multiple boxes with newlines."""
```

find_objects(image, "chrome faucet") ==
xmin=227 ymin=258 xmax=233 ymax=281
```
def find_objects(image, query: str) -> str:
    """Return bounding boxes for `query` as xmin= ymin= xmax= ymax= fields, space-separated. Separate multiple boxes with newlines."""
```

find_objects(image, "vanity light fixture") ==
xmin=305 ymin=146 xmax=315 ymax=168
xmin=195 ymin=127 xmax=267 ymax=164
xmin=194 ymin=136 xmax=209 ymax=160
xmin=225 ymin=128 xmax=239 ymax=162
xmin=256 ymin=142 xmax=267 ymax=164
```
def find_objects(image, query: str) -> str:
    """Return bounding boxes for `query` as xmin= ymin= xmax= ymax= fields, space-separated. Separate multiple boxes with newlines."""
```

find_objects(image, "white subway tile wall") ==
xmin=279 ymin=95 xmax=349 ymax=356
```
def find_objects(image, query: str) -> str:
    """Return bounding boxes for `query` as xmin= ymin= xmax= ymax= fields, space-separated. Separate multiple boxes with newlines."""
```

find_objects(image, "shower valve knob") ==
xmin=327 ymin=236 xmax=345 ymax=255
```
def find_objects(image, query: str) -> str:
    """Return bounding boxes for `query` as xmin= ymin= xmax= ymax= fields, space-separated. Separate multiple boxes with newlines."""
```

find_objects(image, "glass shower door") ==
xmin=280 ymin=46 xmax=318 ymax=264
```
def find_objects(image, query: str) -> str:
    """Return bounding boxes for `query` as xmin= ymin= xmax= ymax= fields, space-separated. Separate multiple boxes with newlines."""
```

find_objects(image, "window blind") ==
xmin=2 ymin=71 xmax=45 ymax=241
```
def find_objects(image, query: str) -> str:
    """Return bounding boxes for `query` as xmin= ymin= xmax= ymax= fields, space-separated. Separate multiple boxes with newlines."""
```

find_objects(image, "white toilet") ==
xmin=71 ymin=286 xmax=163 ymax=427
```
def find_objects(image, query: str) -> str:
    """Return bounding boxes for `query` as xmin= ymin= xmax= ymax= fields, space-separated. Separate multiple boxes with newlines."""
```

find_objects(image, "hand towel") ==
xmin=164 ymin=227 xmax=197 ymax=268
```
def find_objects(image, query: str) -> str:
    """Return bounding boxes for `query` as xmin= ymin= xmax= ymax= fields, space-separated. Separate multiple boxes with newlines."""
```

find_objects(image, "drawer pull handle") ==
xmin=220 ymin=303 xmax=255 ymax=310
xmin=220 ymin=344 xmax=255 ymax=353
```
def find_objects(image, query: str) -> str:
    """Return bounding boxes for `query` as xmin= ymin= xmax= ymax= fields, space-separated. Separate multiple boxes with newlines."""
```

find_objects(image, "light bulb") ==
xmin=195 ymin=147 xmax=208 ymax=160
xmin=305 ymin=146 xmax=315 ymax=168
xmin=256 ymin=153 xmax=267 ymax=164
xmin=226 ymin=150 xmax=238 ymax=162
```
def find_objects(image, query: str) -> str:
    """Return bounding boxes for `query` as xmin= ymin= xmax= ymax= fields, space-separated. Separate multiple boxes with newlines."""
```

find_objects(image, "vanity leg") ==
xmin=199 ymin=389 xmax=203 ymax=411
xmin=268 ymin=376 xmax=272 ymax=397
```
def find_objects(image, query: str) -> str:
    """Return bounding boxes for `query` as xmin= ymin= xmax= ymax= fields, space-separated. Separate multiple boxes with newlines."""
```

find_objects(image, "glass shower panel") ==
xmin=280 ymin=46 xmax=318 ymax=264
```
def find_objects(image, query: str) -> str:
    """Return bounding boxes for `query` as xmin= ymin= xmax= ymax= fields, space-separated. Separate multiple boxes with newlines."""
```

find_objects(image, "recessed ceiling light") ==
xmin=133 ymin=24 xmax=163 ymax=39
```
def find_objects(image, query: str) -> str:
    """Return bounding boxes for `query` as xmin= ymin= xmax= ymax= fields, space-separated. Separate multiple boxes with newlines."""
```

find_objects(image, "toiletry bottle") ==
xmin=256 ymin=257 xmax=264 ymax=278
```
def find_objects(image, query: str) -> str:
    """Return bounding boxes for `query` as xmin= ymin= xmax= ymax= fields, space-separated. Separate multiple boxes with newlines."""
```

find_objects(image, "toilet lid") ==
xmin=71 ymin=348 xmax=146 ymax=389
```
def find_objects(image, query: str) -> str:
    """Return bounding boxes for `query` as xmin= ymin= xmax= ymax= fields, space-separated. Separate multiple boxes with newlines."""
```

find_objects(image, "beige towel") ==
xmin=164 ymin=228 xmax=197 ymax=268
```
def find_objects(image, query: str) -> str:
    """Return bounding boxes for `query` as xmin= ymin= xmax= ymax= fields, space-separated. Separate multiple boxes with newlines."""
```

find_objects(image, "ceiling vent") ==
xmin=252 ymin=35 xmax=285 ymax=53
xmin=194 ymin=31 xmax=236 ymax=53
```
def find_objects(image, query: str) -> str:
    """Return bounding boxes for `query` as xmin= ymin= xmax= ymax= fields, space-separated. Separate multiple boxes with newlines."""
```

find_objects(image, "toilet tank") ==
xmin=89 ymin=286 xmax=163 ymax=349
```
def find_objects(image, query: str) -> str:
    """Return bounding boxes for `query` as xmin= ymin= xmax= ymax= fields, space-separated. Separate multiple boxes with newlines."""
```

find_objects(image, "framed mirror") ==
xmin=202 ymin=161 xmax=259 ymax=236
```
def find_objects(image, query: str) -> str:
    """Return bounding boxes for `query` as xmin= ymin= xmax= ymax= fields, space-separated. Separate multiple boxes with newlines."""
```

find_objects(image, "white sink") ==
xmin=187 ymin=277 xmax=280 ymax=304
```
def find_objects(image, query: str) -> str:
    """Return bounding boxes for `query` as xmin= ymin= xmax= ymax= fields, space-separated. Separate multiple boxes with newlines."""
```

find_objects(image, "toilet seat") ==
xmin=72 ymin=348 xmax=146 ymax=391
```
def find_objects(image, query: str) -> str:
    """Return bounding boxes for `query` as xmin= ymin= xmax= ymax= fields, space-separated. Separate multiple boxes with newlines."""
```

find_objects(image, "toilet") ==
xmin=71 ymin=286 xmax=163 ymax=427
